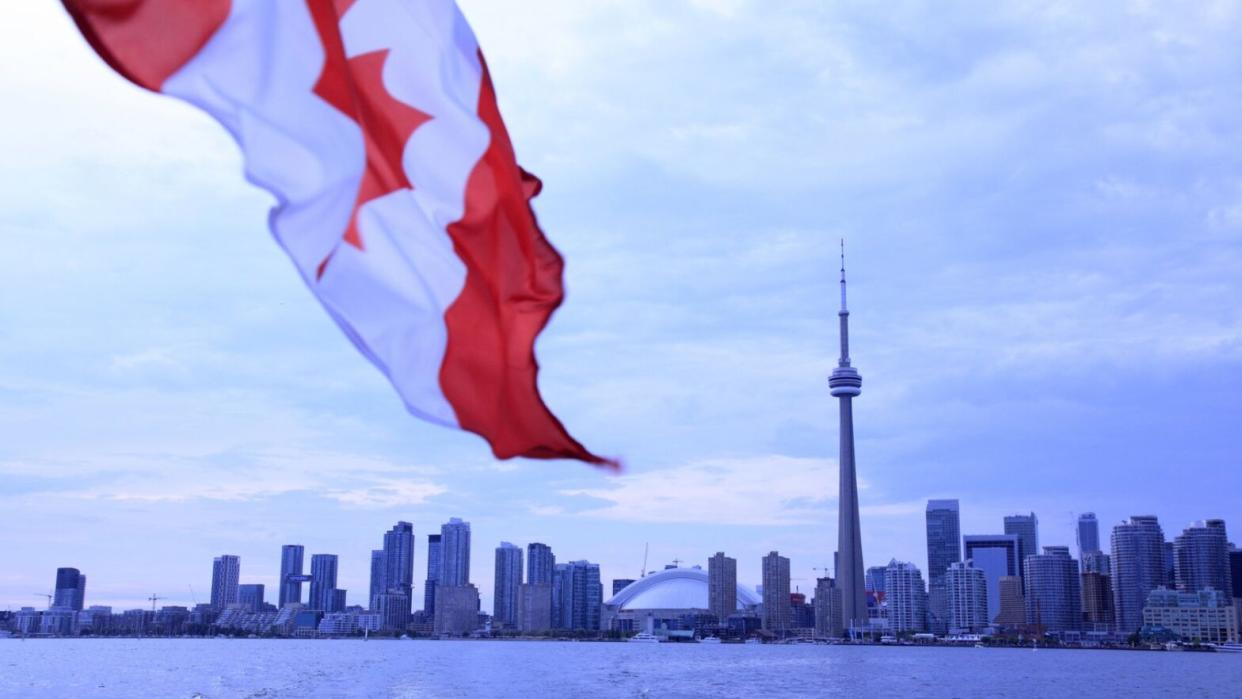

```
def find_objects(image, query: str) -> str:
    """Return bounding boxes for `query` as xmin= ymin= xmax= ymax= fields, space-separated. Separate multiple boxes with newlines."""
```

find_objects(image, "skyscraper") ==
xmin=551 ymin=560 xmax=602 ymax=630
xmin=925 ymin=499 xmax=961 ymax=635
xmin=425 ymin=534 xmax=442 ymax=614
xmin=829 ymin=244 xmax=867 ymax=631
xmin=708 ymin=552 xmax=737 ymax=623
xmin=994 ymin=576 xmax=1026 ymax=628
xmin=963 ymin=535 xmax=1020 ymax=623
xmin=493 ymin=542 xmax=523 ymax=628
xmin=383 ymin=521 xmax=415 ymax=614
xmin=210 ymin=555 xmax=240 ymax=611
xmin=1110 ymin=515 xmax=1166 ymax=633
xmin=53 ymin=568 xmax=86 ymax=611
xmin=865 ymin=566 xmax=887 ymax=595
xmin=1003 ymin=513 xmax=1039 ymax=582
xmin=1024 ymin=546 xmax=1081 ymax=634
xmin=945 ymin=561 xmax=987 ymax=633
xmin=762 ymin=551 xmax=791 ymax=633
xmin=308 ymin=554 xmax=340 ymax=612
xmin=528 ymin=543 xmax=555 ymax=585
xmin=369 ymin=549 xmax=386 ymax=610
xmin=1173 ymin=519 xmax=1232 ymax=595
xmin=884 ymin=560 xmax=928 ymax=633
xmin=814 ymin=577 xmax=843 ymax=638
xmin=1081 ymin=569 xmax=1114 ymax=629
xmin=439 ymin=518 xmax=471 ymax=587
xmin=1077 ymin=513 xmax=1101 ymax=559
xmin=279 ymin=545 xmax=304 ymax=608
xmin=237 ymin=584 xmax=265 ymax=612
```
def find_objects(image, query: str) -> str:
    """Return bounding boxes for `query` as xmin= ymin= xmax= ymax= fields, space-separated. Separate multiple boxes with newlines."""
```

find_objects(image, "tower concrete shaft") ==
xmin=829 ymin=242 xmax=867 ymax=630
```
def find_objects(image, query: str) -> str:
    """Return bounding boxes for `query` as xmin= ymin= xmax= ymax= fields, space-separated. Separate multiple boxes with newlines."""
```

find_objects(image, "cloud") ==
xmin=557 ymin=455 xmax=841 ymax=526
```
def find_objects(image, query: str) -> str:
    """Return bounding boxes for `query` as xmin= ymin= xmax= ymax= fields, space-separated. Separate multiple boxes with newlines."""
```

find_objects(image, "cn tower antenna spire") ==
xmin=840 ymin=238 xmax=848 ymax=313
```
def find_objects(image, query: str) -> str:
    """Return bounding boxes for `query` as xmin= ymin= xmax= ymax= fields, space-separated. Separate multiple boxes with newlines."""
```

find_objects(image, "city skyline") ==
xmin=4 ymin=1 xmax=1242 ymax=617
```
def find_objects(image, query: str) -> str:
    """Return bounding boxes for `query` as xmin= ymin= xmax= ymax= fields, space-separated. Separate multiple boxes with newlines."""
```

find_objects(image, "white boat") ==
xmin=628 ymin=632 xmax=661 ymax=644
xmin=744 ymin=638 xmax=762 ymax=645
xmin=1211 ymin=643 xmax=1242 ymax=653
xmin=699 ymin=636 xmax=722 ymax=644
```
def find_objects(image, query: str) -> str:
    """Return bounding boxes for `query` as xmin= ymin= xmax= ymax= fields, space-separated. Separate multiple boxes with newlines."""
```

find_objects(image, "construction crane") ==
xmin=147 ymin=594 xmax=163 ymax=613
xmin=640 ymin=543 xmax=649 ymax=579
xmin=34 ymin=592 xmax=53 ymax=607
xmin=188 ymin=585 xmax=198 ymax=607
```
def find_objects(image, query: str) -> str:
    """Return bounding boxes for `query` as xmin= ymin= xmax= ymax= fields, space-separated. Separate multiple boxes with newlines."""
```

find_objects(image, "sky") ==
xmin=2 ymin=1 xmax=1242 ymax=613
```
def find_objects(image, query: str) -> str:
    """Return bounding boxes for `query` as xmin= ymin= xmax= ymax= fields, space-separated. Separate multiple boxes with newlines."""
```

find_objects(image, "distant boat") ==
xmin=628 ymin=632 xmax=660 ymax=644
xmin=744 ymin=638 xmax=762 ymax=645
xmin=1211 ymin=643 xmax=1242 ymax=653
xmin=699 ymin=636 xmax=722 ymax=644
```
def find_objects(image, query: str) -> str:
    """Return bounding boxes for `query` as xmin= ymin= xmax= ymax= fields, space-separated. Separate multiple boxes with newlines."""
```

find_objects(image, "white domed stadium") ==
xmin=601 ymin=565 xmax=760 ymax=632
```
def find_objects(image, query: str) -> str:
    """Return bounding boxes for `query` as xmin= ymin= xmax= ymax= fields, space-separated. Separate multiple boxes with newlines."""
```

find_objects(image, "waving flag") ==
xmin=64 ymin=0 xmax=613 ymax=467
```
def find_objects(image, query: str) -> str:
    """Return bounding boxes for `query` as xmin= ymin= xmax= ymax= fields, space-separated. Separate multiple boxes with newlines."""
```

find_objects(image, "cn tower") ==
xmin=829 ymin=241 xmax=867 ymax=631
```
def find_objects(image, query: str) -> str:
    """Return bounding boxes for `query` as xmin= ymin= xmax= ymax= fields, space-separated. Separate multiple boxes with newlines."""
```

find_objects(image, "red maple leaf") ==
xmin=307 ymin=0 xmax=433 ymax=278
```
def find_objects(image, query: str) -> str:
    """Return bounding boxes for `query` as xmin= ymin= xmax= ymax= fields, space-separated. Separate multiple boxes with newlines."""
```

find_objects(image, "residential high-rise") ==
xmin=210 ymin=555 xmax=240 ymax=611
xmin=493 ymin=542 xmax=523 ymax=628
xmin=1077 ymin=513 xmax=1101 ymax=559
xmin=439 ymin=518 xmax=471 ymax=587
xmin=1081 ymin=569 xmax=1114 ymax=629
xmin=369 ymin=550 xmax=385 ymax=610
xmin=527 ymin=543 xmax=555 ymax=585
xmin=433 ymin=584 xmax=480 ymax=636
xmin=829 ymin=244 xmax=867 ymax=631
xmin=1024 ymin=546 xmax=1081 ymax=634
xmin=994 ymin=576 xmax=1026 ymax=628
xmin=383 ymin=522 xmax=415 ymax=614
xmin=1230 ymin=548 xmax=1242 ymax=604
xmin=708 ymin=552 xmax=737 ymax=623
xmin=551 ymin=560 xmax=602 ymax=631
xmin=1110 ymin=515 xmax=1167 ymax=633
xmin=1082 ymin=550 xmax=1111 ymax=575
xmin=237 ymin=584 xmax=264 ymax=612
xmin=884 ymin=560 xmax=928 ymax=633
xmin=865 ymin=566 xmax=887 ymax=594
xmin=308 ymin=554 xmax=340 ymax=612
xmin=963 ymin=534 xmax=1021 ymax=623
xmin=279 ymin=545 xmax=304 ymax=608
xmin=53 ymin=568 xmax=86 ymax=611
xmin=1173 ymin=520 xmax=1232 ymax=595
xmin=612 ymin=579 xmax=636 ymax=596
xmin=945 ymin=560 xmax=987 ymax=634
xmin=517 ymin=583 xmax=553 ymax=632
xmin=424 ymin=534 xmax=442 ymax=614
xmin=376 ymin=591 xmax=410 ymax=631
xmin=814 ymin=577 xmax=843 ymax=638
xmin=1164 ymin=541 xmax=1177 ymax=588
xmin=925 ymin=499 xmax=961 ymax=635
xmin=762 ymin=551 xmax=792 ymax=632
xmin=1003 ymin=513 xmax=1039 ymax=582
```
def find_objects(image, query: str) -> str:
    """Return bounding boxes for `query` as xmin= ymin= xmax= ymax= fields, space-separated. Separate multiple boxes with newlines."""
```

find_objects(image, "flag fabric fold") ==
xmin=64 ymin=0 xmax=614 ymax=468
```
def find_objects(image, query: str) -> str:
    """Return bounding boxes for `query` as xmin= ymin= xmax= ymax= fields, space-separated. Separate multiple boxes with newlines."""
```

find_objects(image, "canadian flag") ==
xmin=64 ymin=0 xmax=613 ymax=467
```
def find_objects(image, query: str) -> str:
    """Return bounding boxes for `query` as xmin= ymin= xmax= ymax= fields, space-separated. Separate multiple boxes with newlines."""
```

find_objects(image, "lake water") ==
xmin=2 ymin=639 xmax=1238 ymax=698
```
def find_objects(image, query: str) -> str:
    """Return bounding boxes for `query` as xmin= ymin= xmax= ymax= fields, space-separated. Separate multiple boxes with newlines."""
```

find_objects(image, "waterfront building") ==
xmin=279 ymin=545 xmax=305 ymax=607
xmin=830 ymin=246 xmax=868 ymax=631
xmin=383 ymin=522 xmax=415 ymax=614
xmin=53 ymin=568 xmax=86 ymax=611
xmin=601 ymin=566 xmax=761 ymax=633
xmin=1142 ymin=587 xmax=1237 ymax=644
xmin=1173 ymin=520 xmax=1232 ymax=595
xmin=1004 ymin=513 xmax=1039 ymax=582
xmin=1078 ymin=513 xmax=1100 ymax=560
xmin=527 ymin=543 xmax=555 ymax=585
xmin=369 ymin=550 xmax=385 ymax=610
xmin=493 ymin=542 xmax=523 ymax=628
xmin=1024 ymin=546 xmax=1081 ymax=634
xmin=552 ymin=560 xmax=603 ymax=631
xmin=40 ymin=608 xmax=75 ymax=635
xmin=434 ymin=584 xmax=480 ymax=636
xmin=708 ymin=552 xmax=737 ymax=624
xmin=308 ymin=554 xmax=340 ymax=612
xmin=77 ymin=606 xmax=112 ymax=633
xmin=814 ymin=577 xmax=843 ymax=638
xmin=994 ymin=576 xmax=1026 ymax=628
xmin=1082 ymin=570 xmax=1114 ymax=629
xmin=762 ymin=551 xmax=792 ymax=632
xmin=945 ymin=560 xmax=988 ymax=634
xmin=1111 ymin=515 xmax=1167 ymax=633
xmin=424 ymin=534 xmax=441 ymax=614
xmin=440 ymin=518 xmax=471 ymax=587
xmin=237 ymin=584 xmax=264 ymax=612
xmin=884 ymin=560 xmax=927 ymax=634
xmin=925 ymin=499 xmax=962 ymax=635
xmin=375 ymin=591 xmax=410 ymax=632
xmin=865 ymin=566 xmax=887 ymax=595
xmin=963 ymin=534 xmax=1021 ymax=623
xmin=210 ymin=555 xmax=240 ymax=611
xmin=517 ymin=583 xmax=553 ymax=632
xmin=790 ymin=592 xmax=815 ymax=630
xmin=612 ymin=579 xmax=636 ymax=596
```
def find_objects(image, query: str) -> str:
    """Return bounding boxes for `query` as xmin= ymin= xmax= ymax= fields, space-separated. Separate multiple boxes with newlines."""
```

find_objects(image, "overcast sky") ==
xmin=3 ymin=1 xmax=1241 ymax=612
